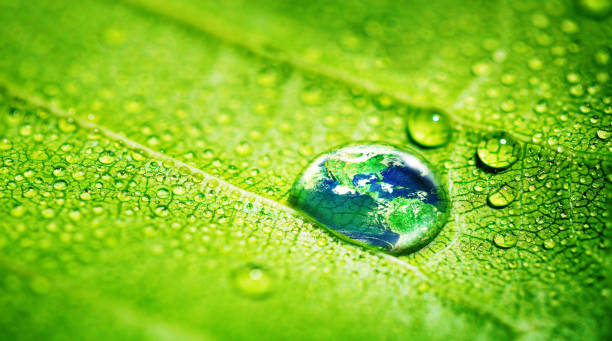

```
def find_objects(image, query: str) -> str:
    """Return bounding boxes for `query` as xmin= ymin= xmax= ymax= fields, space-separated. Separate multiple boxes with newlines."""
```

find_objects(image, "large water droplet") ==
xmin=406 ymin=108 xmax=452 ymax=148
xmin=477 ymin=132 xmax=521 ymax=170
xmin=290 ymin=144 xmax=448 ymax=254
xmin=230 ymin=264 xmax=274 ymax=299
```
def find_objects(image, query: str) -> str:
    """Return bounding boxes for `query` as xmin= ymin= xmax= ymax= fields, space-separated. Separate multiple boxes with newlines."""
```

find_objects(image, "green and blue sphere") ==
xmin=290 ymin=145 xmax=448 ymax=253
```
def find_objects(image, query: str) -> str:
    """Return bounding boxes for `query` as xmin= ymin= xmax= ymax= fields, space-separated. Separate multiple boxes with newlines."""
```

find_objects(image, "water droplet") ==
xmin=528 ymin=58 xmax=543 ymax=70
xmin=501 ymin=73 xmax=516 ymax=85
xmin=406 ymin=108 xmax=452 ymax=148
xmin=72 ymin=171 xmax=85 ymax=180
xmin=98 ymin=151 xmax=115 ymax=164
xmin=290 ymin=144 xmax=448 ymax=253
xmin=0 ymin=139 xmax=12 ymax=150
xmin=570 ymin=84 xmax=585 ymax=97
xmin=58 ymin=119 xmax=77 ymax=133
xmin=231 ymin=264 xmax=274 ymax=299
xmin=19 ymin=125 xmax=33 ymax=136
xmin=41 ymin=208 xmax=55 ymax=219
xmin=533 ymin=99 xmax=548 ymax=113
xmin=154 ymin=206 xmax=169 ymax=217
xmin=531 ymin=14 xmax=550 ymax=28
xmin=52 ymin=167 xmax=65 ymax=177
xmin=488 ymin=184 xmax=516 ymax=208
xmin=157 ymin=188 xmax=170 ymax=198
xmin=594 ymin=49 xmax=610 ymax=65
xmin=576 ymin=0 xmax=612 ymax=18
xmin=235 ymin=141 xmax=251 ymax=155
xmin=23 ymin=188 xmax=37 ymax=198
xmin=300 ymin=85 xmax=322 ymax=105
xmin=53 ymin=180 xmax=68 ymax=190
xmin=257 ymin=66 xmax=279 ymax=87
xmin=172 ymin=185 xmax=185 ymax=195
xmin=596 ymin=129 xmax=610 ymax=140
xmin=493 ymin=232 xmax=517 ymax=249
xmin=10 ymin=205 xmax=25 ymax=217
xmin=471 ymin=62 xmax=491 ymax=76
xmin=68 ymin=210 xmax=82 ymax=221
xmin=561 ymin=19 xmax=579 ymax=34
xmin=566 ymin=72 xmax=580 ymax=84
xmin=543 ymin=239 xmax=556 ymax=250
xmin=31 ymin=150 xmax=48 ymax=161
xmin=477 ymin=132 xmax=521 ymax=170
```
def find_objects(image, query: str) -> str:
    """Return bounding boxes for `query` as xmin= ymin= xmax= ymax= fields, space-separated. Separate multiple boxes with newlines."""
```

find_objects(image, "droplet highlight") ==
xmin=406 ymin=108 xmax=452 ymax=148
xmin=230 ymin=264 xmax=274 ymax=299
xmin=290 ymin=144 xmax=448 ymax=253
xmin=477 ymin=132 xmax=521 ymax=170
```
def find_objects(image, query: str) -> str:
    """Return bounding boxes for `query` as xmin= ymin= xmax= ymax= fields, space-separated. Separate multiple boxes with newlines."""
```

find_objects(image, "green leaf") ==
xmin=0 ymin=0 xmax=610 ymax=340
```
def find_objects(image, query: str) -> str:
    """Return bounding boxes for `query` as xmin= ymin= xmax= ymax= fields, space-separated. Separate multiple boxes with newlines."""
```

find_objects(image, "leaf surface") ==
xmin=0 ymin=0 xmax=610 ymax=340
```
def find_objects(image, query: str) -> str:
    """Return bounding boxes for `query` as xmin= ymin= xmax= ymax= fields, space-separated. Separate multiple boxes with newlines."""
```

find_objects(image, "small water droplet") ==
xmin=566 ymin=72 xmax=581 ymax=84
xmin=98 ymin=151 xmax=115 ymax=164
xmin=471 ymin=62 xmax=491 ymax=76
xmin=68 ymin=210 xmax=82 ymax=221
xmin=561 ymin=19 xmax=579 ymax=34
xmin=157 ymin=188 xmax=170 ymax=198
xmin=58 ymin=119 xmax=77 ymax=133
xmin=488 ymin=184 xmax=516 ymax=208
xmin=594 ymin=49 xmax=610 ymax=66
xmin=41 ymin=208 xmax=55 ymax=219
xmin=257 ymin=66 xmax=279 ymax=87
xmin=10 ymin=205 xmax=25 ymax=217
xmin=531 ymin=13 xmax=550 ymax=28
xmin=406 ymin=108 xmax=452 ymax=148
xmin=23 ymin=188 xmax=37 ymax=198
xmin=0 ymin=139 xmax=12 ymax=150
xmin=543 ymin=239 xmax=556 ymax=250
xmin=477 ymin=132 xmax=521 ymax=170
xmin=172 ymin=185 xmax=185 ymax=195
xmin=300 ymin=85 xmax=322 ymax=105
xmin=576 ymin=0 xmax=612 ymax=18
xmin=235 ymin=141 xmax=251 ymax=155
xmin=31 ymin=150 xmax=48 ymax=161
xmin=493 ymin=232 xmax=517 ymax=249
xmin=53 ymin=180 xmax=68 ymax=190
xmin=569 ymin=84 xmax=585 ymax=97
xmin=528 ymin=58 xmax=543 ymax=70
xmin=19 ymin=125 xmax=33 ymax=136
xmin=290 ymin=144 xmax=448 ymax=253
xmin=72 ymin=171 xmax=85 ymax=180
xmin=533 ymin=99 xmax=548 ymax=113
xmin=52 ymin=167 xmax=65 ymax=177
xmin=596 ymin=129 xmax=610 ymax=140
xmin=154 ymin=206 xmax=169 ymax=217
xmin=231 ymin=264 xmax=274 ymax=299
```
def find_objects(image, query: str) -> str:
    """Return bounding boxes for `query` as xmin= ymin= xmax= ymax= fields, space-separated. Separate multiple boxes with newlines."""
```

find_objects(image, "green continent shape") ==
xmin=385 ymin=197 xmax=437 ymax=235
xmin=324 ymin=153 xmax=395 ymax=194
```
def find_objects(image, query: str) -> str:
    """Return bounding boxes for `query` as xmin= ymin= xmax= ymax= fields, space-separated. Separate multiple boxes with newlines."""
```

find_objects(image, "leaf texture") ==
xmin=0 ymin=0 xmax=610 ymax=339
